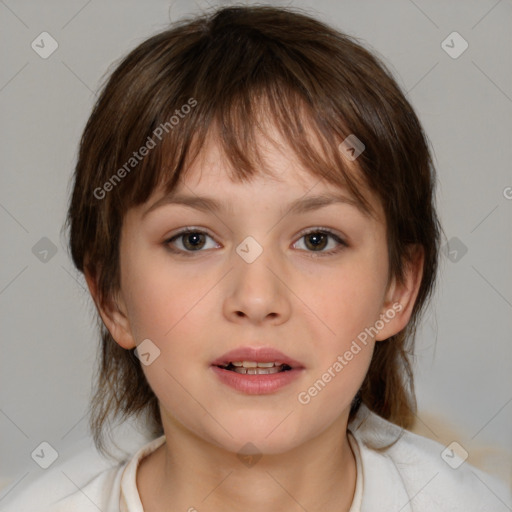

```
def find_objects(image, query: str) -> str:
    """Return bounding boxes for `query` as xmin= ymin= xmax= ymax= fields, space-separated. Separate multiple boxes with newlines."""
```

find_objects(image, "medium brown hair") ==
xmin=66 ymin=4 xmax=441 ymax=458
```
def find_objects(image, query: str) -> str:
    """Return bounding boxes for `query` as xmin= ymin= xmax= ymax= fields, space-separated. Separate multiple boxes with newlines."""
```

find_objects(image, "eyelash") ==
xmin=164 ymin=226 xmax=348 ymax=258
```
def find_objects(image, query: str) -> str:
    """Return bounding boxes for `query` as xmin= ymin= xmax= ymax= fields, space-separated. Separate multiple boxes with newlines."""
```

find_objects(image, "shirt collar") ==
xmin=348 ymin=404 xmax=414 ymax=511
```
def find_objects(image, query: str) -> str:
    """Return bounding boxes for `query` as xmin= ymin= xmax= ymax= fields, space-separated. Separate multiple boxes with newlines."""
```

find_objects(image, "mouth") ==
xmin=210 ymin=346 xmax=303 ymax=372
xmin=210 ymin=346 xmax=304 ymax=394
xmin=215 ymin=361 xmax=294 ymax=375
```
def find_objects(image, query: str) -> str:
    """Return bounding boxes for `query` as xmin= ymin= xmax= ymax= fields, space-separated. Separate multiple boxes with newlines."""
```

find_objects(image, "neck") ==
xmin=137 ymin=415 xmax=357 ymax=512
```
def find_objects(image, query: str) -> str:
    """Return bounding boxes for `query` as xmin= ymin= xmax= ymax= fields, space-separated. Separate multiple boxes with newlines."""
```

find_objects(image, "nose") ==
xmin=222 ymin=245 xmax=291 ymax=325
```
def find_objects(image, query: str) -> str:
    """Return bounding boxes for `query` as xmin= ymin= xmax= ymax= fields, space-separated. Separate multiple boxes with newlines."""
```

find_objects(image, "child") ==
xmin=6 ymin=4 xmax=511 ymax=511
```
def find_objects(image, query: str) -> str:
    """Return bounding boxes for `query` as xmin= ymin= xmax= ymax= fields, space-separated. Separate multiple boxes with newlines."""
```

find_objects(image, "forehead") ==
xmin=145 ymin=118 xmax=383 ymax=221
xmin=138 ymin=162 xmax=385 ymax=237
xmin=185 ymin=130 xmax=320 ymax=193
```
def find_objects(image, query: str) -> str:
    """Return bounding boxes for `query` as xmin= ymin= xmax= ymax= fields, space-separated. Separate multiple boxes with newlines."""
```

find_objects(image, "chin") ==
xmin=203 ymin=415 xmax=308 ymax=456
xmin=217 ymin=433 xmax=303 ymax=457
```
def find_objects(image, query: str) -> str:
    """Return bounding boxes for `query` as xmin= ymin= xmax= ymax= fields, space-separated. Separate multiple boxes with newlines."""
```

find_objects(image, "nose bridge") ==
xmin=235 ymin=233 xmax=280 ymax=294
xmin=224 ymin=233 xmax=290 ymax=322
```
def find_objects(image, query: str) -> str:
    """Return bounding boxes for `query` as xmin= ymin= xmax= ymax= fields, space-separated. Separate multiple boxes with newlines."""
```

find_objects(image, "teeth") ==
xmin=218 ymin=361 xmax=293 ymax=374
xmin=230 ymin=361 xmax=283 ymax=368
xmin=234 ymin=366 xmax=281 ymax=375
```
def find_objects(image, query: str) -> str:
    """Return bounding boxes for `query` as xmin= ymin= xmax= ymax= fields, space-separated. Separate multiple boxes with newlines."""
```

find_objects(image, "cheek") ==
xmin=120 ymin=245 xmax=210 ymax=342
xmin=121 ymin=256 xmax=216 ymax=428
xmin=295 ymin=272 xmax=379 ymax=420
xmin=305 ymin=252 xmax=389 ymax=350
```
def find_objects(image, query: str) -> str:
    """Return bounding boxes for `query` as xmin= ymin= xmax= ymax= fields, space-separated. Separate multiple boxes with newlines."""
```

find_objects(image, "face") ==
xmin=99 ymin=126 xmax=416 ymax=456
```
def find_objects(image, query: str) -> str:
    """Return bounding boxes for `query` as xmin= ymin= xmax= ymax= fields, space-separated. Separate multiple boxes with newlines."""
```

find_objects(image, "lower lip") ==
xmin=211 ymin=366 xmax=304 ymax=394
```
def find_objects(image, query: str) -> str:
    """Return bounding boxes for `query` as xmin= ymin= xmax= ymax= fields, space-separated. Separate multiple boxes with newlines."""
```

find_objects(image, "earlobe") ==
xmin=84 ymin=266 xmax=136 ymax=350
xmin=375 ymin=245 xmax=424 ymax=341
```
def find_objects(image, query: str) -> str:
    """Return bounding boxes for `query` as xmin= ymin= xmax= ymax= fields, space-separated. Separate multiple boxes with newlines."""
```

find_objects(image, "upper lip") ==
xmin=211 ymin=346 xmax=304 ymax=368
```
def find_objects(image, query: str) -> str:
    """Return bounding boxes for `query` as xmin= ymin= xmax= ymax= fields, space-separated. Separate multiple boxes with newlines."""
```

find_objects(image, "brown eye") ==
xmin=304 ymin=232 xmax=329 ymax=251
xmin=181 ymin=232 xmax=207 ymax=250
xmin=165 ymin=229 xmax=218 ymax=253
xmin=294 ymin=229 xmax=347 ymax=257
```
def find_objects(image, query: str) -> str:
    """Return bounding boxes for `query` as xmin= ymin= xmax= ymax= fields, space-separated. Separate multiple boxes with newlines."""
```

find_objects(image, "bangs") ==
xmin=107 ymin=41 xmax=376 ymax=218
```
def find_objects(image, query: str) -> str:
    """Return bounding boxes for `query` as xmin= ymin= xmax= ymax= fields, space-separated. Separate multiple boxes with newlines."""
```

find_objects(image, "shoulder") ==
xmin=1 ymin=433 xmax=166 ymax=512
xmin=0 ymin=438 xmax=129 ymax=512
xmin=349 ymin=405 xmax=512 ymax=512
xmin=43 ymin=466 xmax=125 ymax=512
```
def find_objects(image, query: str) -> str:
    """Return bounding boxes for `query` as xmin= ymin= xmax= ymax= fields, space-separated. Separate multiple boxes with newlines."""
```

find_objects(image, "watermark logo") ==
xmin=236 ymin=236 xmax=263 ymax=264
xmin=441 ymin=32 xmax=468 ymax=59
xmin=443 ymin=236 xmax=468 ymax=263
xmin=339 ymin=134 xmax=365 ymax=161
xmin=237 ymin=442 xmax=262 ymax=468
xmin=31 ymin=32 xmax=59 ymax=59
xmin=134 ymin=338 xmax=161 ymax=366
xmin=31 ymin=441 xmax=59 ymax=469
xmin=441 ymin=441 xmax=468 ymax=469
xmin=32 ymin=237 xmax=58 ymax=263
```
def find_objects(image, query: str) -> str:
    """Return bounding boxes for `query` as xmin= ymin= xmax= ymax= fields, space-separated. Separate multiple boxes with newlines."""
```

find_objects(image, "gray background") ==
xmin=1 ymin=0 xmax=511 ymax=502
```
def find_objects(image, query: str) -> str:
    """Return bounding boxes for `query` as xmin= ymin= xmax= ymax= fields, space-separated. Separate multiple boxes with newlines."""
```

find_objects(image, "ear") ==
xmin=375 ymin=244 xmax=424 ymax=341
xmin=84 ymin=265 xmax=136 ymax=350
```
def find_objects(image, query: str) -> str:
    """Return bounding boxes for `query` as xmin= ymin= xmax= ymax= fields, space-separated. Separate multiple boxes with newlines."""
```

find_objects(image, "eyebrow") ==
xmin=143 ymin=191 xmax=369 ymax=219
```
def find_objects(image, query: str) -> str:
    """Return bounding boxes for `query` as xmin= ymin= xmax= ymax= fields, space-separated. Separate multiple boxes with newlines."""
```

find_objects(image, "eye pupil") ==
xmin=183 ymin=232 xmax=205 ymax=250
xmin=305 ymin=233 xmax=327 ymax=251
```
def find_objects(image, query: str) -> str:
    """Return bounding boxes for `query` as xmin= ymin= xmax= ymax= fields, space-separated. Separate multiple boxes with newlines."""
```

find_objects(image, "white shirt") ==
xmin=1 ymin=404 xmax=510 ymax=511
